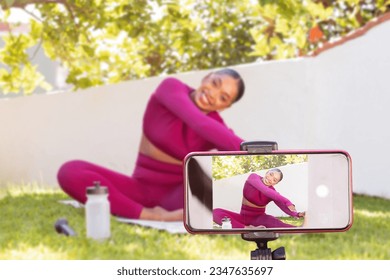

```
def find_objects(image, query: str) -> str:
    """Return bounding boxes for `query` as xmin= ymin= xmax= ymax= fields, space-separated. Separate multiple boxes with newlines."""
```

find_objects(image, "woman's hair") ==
xmin=268 ymin=168 xmax=284 ymax=182
xmin=214 ymin=68 xmax=245 ymax=103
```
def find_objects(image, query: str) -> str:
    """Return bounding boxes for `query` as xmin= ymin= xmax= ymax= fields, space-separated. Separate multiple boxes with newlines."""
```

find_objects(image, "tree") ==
xmin=250 ymin=0 xmax=390 ymax=59
xmin=0 ymin=0 xmax=258 ymax=94
xmin=212 ymin=154 xmax=308 ymax=180
xmin=0 ymin=0 xmax=389 ymax=95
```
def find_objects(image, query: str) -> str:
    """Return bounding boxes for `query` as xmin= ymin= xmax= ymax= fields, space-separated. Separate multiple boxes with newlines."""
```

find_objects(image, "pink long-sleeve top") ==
xmin=243 ymin=173 xmax=300 ymax=218
xmin=143 ymin=77 xmax=244 ymax=160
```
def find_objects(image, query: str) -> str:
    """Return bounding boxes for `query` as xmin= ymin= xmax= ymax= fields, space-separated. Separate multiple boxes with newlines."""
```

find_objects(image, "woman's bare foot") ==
xmin=140 ymin=206 xmax=183 ymax=221
xmin=301 ymin=211 xmax=308 ymax=227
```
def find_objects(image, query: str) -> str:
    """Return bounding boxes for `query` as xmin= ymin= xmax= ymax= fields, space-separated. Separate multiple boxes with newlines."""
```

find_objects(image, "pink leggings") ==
xmin=57 ymin=153 xmax=183 ymax=219
xmin=213 ymin=205 xmax=296 ymax=228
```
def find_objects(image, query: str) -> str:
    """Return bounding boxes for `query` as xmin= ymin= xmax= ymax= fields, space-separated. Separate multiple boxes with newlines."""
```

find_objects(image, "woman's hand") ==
xmin=287 ymin=204 xmax=297 ymax=212
xmin=298 ymin=211 xmax=305 ymax=218
xmin=288 ymin=205 xmax=305 ymax=218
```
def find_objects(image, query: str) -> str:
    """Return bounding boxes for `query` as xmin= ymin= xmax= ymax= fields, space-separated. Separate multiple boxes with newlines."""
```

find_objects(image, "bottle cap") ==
xmin=87 ymin=181 xmax=108 ymax=195
xmin=222 ymin=216 xmax=231 ymax=222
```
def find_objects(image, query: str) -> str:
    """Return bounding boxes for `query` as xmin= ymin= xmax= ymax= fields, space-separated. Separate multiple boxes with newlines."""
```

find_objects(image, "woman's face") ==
xmin=263 ymin=171 xmax=282 ymax=186
xmin=192 ymin=73 xmax=239 ymax=113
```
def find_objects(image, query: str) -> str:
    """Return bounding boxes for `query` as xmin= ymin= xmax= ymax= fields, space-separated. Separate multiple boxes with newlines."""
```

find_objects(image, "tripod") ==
xmin=241 ymin=232 xmax=285 ymax=260
xmin=240 ymin=141 xmax=286 ymax=260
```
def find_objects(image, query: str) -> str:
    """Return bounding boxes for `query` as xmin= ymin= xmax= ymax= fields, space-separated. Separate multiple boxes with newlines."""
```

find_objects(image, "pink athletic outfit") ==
xmin=213 ymin=173 xmax=300 ymax=228
xmin=57 ymin=77 xmax=243 ymax=219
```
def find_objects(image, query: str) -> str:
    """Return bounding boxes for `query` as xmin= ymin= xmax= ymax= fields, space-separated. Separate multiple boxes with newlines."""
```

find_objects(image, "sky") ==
xmin=1 ymin=6 xmax=35 ymax=23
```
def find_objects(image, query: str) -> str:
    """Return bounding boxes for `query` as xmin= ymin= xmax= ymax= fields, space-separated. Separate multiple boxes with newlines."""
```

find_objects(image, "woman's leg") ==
xmin=213 ymin=208 xmax=245 ymax=228
xmin=57 ymin=160 xmax=145 ymax=219
xmin=252 ymin=214 xmax=296 ymax=228
xmin=131 ymin=153 xmax=184 ymax=212
xmin=239 ymin=205 xmax=296 ymax=228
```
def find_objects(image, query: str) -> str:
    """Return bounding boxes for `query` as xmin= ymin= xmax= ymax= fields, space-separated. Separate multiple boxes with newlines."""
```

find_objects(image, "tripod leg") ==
xmin=251 ymin=248 xmax=272 ymax=260
xmin=272 ymin=247 xmax=286 ymax=260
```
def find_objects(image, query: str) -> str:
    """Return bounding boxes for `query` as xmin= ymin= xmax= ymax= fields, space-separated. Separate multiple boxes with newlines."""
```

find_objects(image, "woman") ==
xmin=57 ymin=68 xmax=245 ymax=221
xmin=213 ymin=169 xmax=305 ymax=228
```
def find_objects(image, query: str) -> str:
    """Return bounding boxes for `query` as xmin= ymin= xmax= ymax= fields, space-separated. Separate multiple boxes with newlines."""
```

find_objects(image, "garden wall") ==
xmin=1 ymin=18 xmax=389 ymax=199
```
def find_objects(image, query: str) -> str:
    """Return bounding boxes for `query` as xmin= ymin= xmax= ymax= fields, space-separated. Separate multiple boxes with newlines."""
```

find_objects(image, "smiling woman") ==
xmin=191 ymin=69 xmax=245 ymax=113
xmin=57 ymin=68 xmax=246 ymax=222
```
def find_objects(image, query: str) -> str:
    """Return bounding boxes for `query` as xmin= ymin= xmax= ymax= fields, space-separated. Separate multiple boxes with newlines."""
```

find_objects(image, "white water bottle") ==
xmin=85 ymin=181 xmax=110 ymax=240
xmin=221 ymin=216 xmax=232 ymax=229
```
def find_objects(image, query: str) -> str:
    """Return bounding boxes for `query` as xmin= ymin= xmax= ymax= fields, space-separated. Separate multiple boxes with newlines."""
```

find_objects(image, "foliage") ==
xmin=251 ymin=0 xmax=390 ymax=59
xmin=212 ymin=154 xmax=307 ymax=180
xmin=0 ymin=0 xmax=389 ymax=95
xmin=0 ymin=0 xmax=257 ymax=94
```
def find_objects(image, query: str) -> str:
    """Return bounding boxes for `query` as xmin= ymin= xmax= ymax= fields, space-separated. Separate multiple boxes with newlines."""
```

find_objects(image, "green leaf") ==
xmin=294 ymin=26 xmax=307 ymax=49
xmin=81 ymin=45 xmax=95 ymax=57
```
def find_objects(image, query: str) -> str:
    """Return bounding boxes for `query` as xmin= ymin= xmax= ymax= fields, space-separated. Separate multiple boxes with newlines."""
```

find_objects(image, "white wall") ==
xmin=224 ymin=20 xmax=390 ymax=198
xmin=1 ymin=19 xmax=389 ymax=199
xmin=307 ymin=20 xmax=390 ymax=199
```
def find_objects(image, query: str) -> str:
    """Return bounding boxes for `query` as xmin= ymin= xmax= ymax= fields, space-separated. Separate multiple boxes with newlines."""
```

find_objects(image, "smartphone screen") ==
xmin=184 ymin=150 xmax=353 ymax=233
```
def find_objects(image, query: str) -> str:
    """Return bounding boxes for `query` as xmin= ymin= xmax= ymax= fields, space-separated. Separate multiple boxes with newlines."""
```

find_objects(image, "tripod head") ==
xmin=242 ymin=232 xmax=286 ymax=260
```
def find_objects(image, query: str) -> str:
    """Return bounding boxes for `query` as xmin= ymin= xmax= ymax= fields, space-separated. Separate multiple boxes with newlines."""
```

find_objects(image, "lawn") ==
xmin=0 ymin=184 xmax=389 ymax=260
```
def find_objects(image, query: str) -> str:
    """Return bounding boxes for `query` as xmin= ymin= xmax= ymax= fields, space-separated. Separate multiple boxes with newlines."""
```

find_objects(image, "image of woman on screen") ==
xmin=213 ymin=169 xmax=305 ymax=228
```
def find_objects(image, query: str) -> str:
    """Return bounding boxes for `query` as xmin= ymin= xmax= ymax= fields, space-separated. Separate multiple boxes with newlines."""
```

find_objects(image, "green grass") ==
xmin=0 ymin=184 xmax=389 ymax=260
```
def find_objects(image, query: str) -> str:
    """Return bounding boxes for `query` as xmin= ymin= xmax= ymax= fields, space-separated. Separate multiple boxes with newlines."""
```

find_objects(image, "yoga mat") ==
xmin=59 ymin=199 xmax=187 ymax=234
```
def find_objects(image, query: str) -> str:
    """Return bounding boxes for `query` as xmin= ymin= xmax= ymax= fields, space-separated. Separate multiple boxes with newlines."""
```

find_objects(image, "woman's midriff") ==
xmin=139 ymin=133 xmax=182 ymax=165
xmin=241 ymin=197 xmax=266 ymax=209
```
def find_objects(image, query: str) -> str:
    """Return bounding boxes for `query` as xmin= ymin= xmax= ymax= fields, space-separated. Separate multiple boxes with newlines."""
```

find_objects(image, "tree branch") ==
xmin=62 ymin=1 xmax=92 ymax=43
xmin=30 ymin=38 xmax=43 ymax=61
xmin=21 ymin=7 xmax=43 ymax=22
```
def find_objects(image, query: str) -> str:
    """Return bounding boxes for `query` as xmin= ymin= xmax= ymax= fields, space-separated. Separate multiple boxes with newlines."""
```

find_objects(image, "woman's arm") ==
xmin=153 ymin=78 xmax=243 ymax=150
xmin=245 ymin=174 xmax=293 ymax=204
xmin=273 ymin=201 xmax=300 ymax=218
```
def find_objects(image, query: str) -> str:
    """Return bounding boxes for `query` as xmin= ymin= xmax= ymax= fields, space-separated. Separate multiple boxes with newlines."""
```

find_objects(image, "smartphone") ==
xmin=184 ymin=150 xmax=353 ymax=234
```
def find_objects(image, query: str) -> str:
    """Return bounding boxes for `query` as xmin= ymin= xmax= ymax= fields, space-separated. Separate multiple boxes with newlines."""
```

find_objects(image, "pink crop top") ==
xmin=243 ymin=173 xmax=299 ymax=217
xmin=143 ymin=78 xmax=244 ymax=160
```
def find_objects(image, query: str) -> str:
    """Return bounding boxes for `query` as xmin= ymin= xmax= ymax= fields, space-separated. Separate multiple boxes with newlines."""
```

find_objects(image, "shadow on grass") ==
xmin=0 ymin=191 xmax=389 ymax=260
